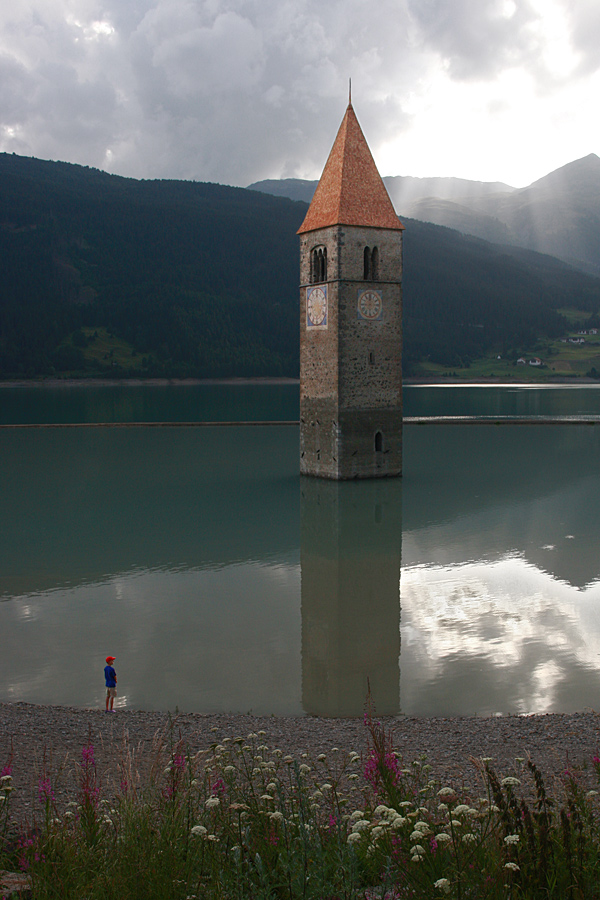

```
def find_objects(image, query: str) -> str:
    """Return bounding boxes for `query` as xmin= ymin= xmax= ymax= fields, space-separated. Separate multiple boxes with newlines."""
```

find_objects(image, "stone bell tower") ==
xmin=298 ymin=99 xmax=404 ymax=479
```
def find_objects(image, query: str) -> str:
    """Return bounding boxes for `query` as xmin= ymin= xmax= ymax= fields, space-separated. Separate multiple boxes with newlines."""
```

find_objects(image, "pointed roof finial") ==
xmin=349 ymin=77 xmax=352 ymax=106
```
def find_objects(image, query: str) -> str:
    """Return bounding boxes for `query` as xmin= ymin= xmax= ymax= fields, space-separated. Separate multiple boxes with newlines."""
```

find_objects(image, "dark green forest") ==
xmin=1 ymin=152 xmax=600 ymax=379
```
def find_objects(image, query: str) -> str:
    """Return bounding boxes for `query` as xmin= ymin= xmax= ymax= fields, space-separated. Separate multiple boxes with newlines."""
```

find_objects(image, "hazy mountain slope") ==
xmin=248 ymin=174 xmax=515 ymax=209
xmin=2 ymin=152 xmax=600 ymax=379
xmin=253 ymin=156 xmax=600 ymax=276
xmin=404 ymin=155 xmax=600 ymax=275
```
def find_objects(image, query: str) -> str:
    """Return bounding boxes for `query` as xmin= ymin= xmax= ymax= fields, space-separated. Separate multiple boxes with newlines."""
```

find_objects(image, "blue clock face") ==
xmin=307 ymin=286 xmax=328 ymax=328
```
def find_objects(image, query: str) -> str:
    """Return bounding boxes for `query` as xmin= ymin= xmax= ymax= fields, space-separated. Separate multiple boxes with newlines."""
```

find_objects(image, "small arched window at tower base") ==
xmin=375 ymin=431 xmax=383 ymax=452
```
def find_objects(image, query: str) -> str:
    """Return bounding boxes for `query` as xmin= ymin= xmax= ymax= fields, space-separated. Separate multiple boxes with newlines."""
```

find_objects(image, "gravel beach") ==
xmin=2 ymin=702 xmax=600 ymax=823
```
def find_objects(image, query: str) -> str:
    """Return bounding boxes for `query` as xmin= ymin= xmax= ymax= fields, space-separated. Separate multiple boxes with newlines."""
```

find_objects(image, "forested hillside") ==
xmin=2 ymin=152 xmax=600 ymax=379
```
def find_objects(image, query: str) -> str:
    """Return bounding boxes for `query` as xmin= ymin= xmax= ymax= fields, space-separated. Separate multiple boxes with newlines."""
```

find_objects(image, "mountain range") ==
xmin=2 ymin=152 xmax=600 ymax=379
xmin=249 ymin=153 xmax=600 ymax=276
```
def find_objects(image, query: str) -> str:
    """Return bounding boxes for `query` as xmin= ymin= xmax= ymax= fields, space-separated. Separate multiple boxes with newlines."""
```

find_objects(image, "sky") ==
xmin=1 ymin=0 xmax=599 ymax=189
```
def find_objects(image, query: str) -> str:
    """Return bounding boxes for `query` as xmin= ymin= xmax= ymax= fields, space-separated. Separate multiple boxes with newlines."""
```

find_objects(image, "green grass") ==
xmin=3 ymin=710 xmax=600 ymax=899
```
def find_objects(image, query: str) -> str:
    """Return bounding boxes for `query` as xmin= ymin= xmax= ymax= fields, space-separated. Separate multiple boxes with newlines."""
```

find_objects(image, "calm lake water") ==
xmin=1 ymin=384 xmax=600 ymax=717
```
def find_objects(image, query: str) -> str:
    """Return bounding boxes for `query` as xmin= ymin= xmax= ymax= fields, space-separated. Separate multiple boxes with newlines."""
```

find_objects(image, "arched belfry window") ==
xmin=364 ymin=247 xmax=379 ymax=280
xmin=371 ymin=246 xmax=379 ymax=280
xmin=311 ymin=246 xmax=327 ymax=283
xmin=375 ymin=431 xmax=383 ymax=452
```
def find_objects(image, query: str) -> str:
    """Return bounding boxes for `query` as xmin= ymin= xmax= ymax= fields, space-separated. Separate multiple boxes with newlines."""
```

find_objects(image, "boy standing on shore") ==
xmin=104 ymin=656 xmax=117 ymax=711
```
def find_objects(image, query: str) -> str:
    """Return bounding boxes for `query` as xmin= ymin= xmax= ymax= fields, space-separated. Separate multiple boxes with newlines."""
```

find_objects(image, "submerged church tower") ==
xmin=298 ymin=99 xmax=405 ymax=479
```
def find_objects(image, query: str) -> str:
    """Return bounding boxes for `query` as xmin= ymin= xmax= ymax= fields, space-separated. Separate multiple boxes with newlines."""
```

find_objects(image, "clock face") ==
xmin=307 ymin=286 xmax=328 ymax=328
xmin=357 ymin=289 xmax=383 ymax=320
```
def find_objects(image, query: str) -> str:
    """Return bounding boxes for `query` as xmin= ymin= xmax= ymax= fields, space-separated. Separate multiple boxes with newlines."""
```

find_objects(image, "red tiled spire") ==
xmin=297 ymin=103 xmax=404 ymax=234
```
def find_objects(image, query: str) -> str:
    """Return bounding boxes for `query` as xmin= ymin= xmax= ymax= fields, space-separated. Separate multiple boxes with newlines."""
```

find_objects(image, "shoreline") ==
xmin=2 ymin=702 xmax=600 ymax=820
xmin=0 ymin=375 xmax=598 ymax=388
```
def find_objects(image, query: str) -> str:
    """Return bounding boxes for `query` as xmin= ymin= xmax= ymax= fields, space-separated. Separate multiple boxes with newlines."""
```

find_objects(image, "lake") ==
xmin=1 ymin=383 xmax=600 ymax=717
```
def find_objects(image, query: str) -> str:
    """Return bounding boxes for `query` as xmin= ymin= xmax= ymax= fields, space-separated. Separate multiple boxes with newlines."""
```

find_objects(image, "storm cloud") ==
xmin=0 ymin=0 xmax=598 ymax=186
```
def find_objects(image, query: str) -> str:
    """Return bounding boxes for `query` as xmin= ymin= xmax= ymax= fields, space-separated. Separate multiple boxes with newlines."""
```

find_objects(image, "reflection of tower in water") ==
xmin=301 ymin=478 xmax=402 ymax=716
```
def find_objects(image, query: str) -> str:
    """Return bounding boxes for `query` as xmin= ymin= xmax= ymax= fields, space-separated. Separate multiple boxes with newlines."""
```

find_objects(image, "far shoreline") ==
xmin=0 ymin=375 xmax=599 ymax=388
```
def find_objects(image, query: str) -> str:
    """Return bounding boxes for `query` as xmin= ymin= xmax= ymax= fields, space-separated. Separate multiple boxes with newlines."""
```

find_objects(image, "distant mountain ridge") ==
xmin=249 ymin=154 xmax=600 ymax=276
xmin=3 ymin=151 xmax=600 ymax=379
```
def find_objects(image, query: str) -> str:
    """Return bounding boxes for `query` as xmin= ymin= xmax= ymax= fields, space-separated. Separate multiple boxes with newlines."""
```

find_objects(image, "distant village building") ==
xmin=517 ymin=357 xmax=527 ymax=365
xmin=529 ymin=357 xmax=542 ymax=366
xmin=297 ymin=97 xmax=404 ymax=479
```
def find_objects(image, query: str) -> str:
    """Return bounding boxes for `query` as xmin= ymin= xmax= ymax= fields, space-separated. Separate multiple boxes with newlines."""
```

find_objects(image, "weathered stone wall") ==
xmin=299 ymin=224 xmax=403 ymax=479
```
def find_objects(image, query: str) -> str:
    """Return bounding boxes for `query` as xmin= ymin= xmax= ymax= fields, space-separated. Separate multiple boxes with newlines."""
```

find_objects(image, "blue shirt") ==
xmin=104 ymin=665 xmax=117 ymax=688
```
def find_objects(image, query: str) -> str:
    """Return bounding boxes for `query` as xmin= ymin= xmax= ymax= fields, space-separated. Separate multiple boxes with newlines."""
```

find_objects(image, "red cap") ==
xmin=106 ymin=656 xmax=116 ymax=664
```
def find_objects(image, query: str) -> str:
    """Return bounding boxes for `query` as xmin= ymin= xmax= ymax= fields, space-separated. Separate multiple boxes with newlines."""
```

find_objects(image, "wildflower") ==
xmin=206 ymin=834 xmax=219 ymax=842
xmin=372 ymin=826 xmax=385 ymax=837
xmin=347 ymin=832 xmax=362 ymax=844
xmin=350 ymin=810 xmax=365 ymax=820
xmin=481 ymin=757 xmax=494 ymax=763
xmin=349 ymin=773 xmax=359 ymax=780
xmin=462 ymin=833 xmax=477 ymax=844
xmin=415 ymin=821 xmax=431 ymax=833
xmin=453 ymin=804 xmax=470 ymax=815
xmin=299 ymin=764 xmax=311 ymax=774
xmin=438 ymin=803 xmax=448 ymax=812
xmin=260 ymin=794 xmax=274 ymax=802
xmin=317 ymin=753 xmax=327 ymax=761
xmin=312 ymin=790 xmax=323 ymax=799
xmin=399 ymin=801 xmax=413 ymax=808
xmin=205 ymin=796 xmax=220 ymax=809
xmin=587 ymin=790 xmax=599 ymax=797
xmin=0 ymin=775 xmax=12 ymax=783
xmin=38 ymin=778 xmax=54 ymax=804
xmin=504 ymin=862 xmax=520 ymax=872
xmin=351 ymin=819 xmax=371 ymax=833
xmin=437 ymin=787 xmax=456 ymax=799
xmin=390 ymin=817 xmax=406 ymax=829
xmin=251 ymin=768 xmax=261 ymax=776
xmin=374 ymin=804 xmax=389 ymax=816
xmin=490 ymin=805 xmax=500 ymax=813
xmin=410 ymin=831 xmax=424 ymax=841
xmin=411 ymin=844 xmax=425 ymax=857
xmin=349 ymin=752 xmax=360 ymax=762
xmin=267 ymin=782 xmax=277 ymax=793
xmin=451 ymin=820 xmax=462 ymax=827
xmin=435 ymin=833 xmax=452 ymax=844
xmin=321 ymin=783 xmax=332 ymax=792
xmin=504 ymin=834 xmax=520 ymax=845
xmin=434 ymin=878 xmax=451 ymax=894
xmin=269 ymin=811 xmax=283 ymax=822
xmin=223 ymin=766 xmax=236 ymax=774
xmin=501 ymin=777 xmax=521 ymax=787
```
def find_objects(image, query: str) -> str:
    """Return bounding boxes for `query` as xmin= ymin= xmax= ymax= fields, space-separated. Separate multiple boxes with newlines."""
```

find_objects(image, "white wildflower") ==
xmin=351 ymin=819 xmax=370 ymax=833
xmin=411 ymin=844 xmax=425 ymax=857
xmin=435 ymin=833 xmax=452 ymax=844
xmin=390 ymin=817 xmax=406 ymax=829
xmin=453 ymin=805 xmax=470 ymax=815
xmin=347 ymin=832 xmax=362 ymax=844
xmin=260 ymin=794 xmax=274 ymax=802
xmin=437 ymin=787 xmax=456 ymax=799
xmin=191 ymin=825 xmax=208 ymax=837
xmin=410 ymin=831 xmax=424 ymax=841
xmin=587 ymin=790 xmax=599 ymax=797
xmin=317 ymin=754 xmax=327 ymax=761
xmin=374 ymin=805 xmax=389 ymax=816
xmin=267 ymin=782 xmax=277 ymax=793
xmin=350 ymin=810 xmax=365 ymax=820
xmin=206 ymin=834 xmax=219 ymax=842
xmin=434 ymin=878 xmax=451 ymax=894
xmin=371 ymin=826 xmax=384 ymax=838
xmin=223 ymin=766 xmax=236 ymax=774
xmin=269 ymin=811 xmax=284 ymax=822
xmin=321 ymin=783 xmax=332 ymax=792
xmin=504 ymin=834 xmax=520 ymax=845
xmin=415 ymin=821 xmax=431 ymax=833
xmin=205 ymin=796 xmax=220 ymax=809
xmin=501 ymin=777 xmax=521 ymax=787
xmin=462 ymin=833 xmax=477 ymax=844
xmin=299 ymin=764 xmax=311 ymax=775
xmin=0 ymin=775 xmax=12 ymax=783
xmin=504 ymin=862 xmax=520 ymax=872
xmin=348 ymin=774 xmax=359 ymax=780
